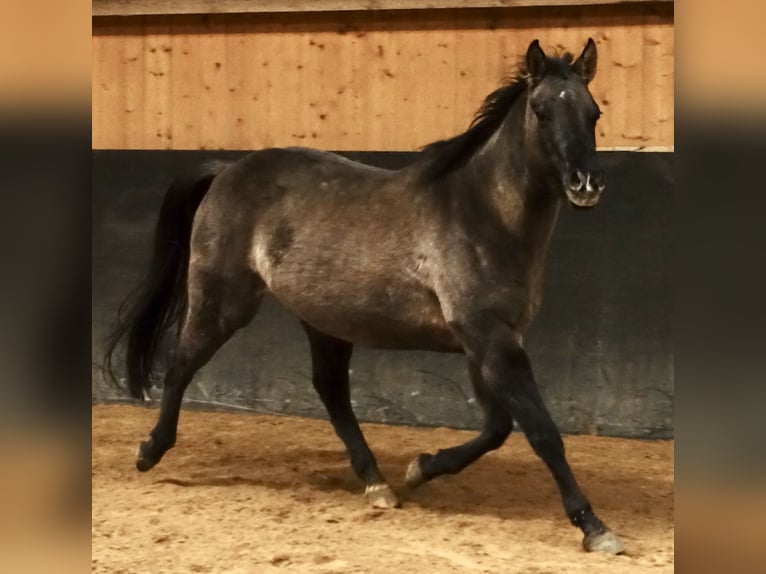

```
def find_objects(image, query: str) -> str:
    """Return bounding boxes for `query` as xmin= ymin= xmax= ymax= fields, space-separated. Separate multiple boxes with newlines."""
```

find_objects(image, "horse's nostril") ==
xmin=590 ymin=171 xmax=605 ymax=192
xmin=569 ymin=170 xmax=585 ymax=191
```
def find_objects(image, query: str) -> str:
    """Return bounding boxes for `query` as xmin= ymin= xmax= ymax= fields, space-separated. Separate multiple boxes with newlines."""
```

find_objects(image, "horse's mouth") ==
xmin=565 ymin=189 xmax=600 ymax=208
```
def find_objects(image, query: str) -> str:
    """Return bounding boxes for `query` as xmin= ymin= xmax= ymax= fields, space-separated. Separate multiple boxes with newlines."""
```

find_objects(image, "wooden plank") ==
xmin=143 ymin=17 xmax=173 ymax=148
xmin=168 ymin=17 xmax=202 ymax=149
xmin=93 ymin=0 xmax=673 ymax=18
xmin=121 ymin=20 xmax=146 ymax=147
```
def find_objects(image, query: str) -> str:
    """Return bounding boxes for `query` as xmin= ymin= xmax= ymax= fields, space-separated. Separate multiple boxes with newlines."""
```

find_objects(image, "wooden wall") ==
xmin=92 ymin=4 xmax=674 ymax=151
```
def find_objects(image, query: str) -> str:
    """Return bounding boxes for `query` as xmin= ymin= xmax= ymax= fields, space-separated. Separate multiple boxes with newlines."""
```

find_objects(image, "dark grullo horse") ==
xmin=105 ymin=39 xmax=624 ymax=554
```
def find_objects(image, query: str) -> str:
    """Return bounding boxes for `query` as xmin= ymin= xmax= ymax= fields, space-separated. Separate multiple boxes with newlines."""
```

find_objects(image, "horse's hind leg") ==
xmin=405 ymin=363 xmax=513 ymax=488
xmin=136 ymin=271 xmax=263 ymax=471
xmin=302 ymin=323 xmax=399 ymax=509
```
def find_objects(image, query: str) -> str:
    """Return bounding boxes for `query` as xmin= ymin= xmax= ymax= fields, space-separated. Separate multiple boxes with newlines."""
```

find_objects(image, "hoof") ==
xmin=583 ymin=529 xmax=625 ymax=555
xmin=364 ymin=483 xmax=400 ymax=509
xmin=405 ymin=454 xmax=429 ymax=489
xmin=135 ymin=439 xmax=164 ymax=472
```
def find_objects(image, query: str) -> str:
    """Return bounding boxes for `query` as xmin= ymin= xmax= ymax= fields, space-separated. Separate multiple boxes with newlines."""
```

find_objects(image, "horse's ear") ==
xmin=526 ymin=39 xmax=547 ymax=81
xmin=573 ymin=38 xmax=597 ymax=83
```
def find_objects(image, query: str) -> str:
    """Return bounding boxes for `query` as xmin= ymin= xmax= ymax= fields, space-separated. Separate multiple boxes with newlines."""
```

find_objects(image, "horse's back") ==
xmin=225 ymin=146 xmax=393 ymax=190
xmin=193 ymin=146 xmax=393 ymax=240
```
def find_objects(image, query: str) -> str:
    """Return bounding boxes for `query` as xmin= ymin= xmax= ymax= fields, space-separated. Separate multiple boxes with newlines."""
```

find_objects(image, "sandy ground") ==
xmin=92 ymin=404 xmax=673 ymax=573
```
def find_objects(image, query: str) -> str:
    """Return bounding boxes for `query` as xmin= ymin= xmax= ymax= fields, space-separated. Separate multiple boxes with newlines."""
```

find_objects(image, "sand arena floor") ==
xmin=92 ymin=404 xmax=673 ymax=573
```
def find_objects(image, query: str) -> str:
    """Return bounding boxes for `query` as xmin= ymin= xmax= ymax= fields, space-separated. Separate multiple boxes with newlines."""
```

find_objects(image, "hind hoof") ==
xmin=135 ymin=439 xmax=164 ymax=472
xmin=405 ymin=454 xmax=430 ymax=489
xmin=583 ymin=529 xmax=625 ymax=554
xmin=136 ymin=457 xmax=155 ymax=472
xmin=364 ymin=483 xmax=400 ymax=509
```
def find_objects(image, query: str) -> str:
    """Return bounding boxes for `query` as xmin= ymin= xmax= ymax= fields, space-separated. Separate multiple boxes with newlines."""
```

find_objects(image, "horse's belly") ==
xmin=266 ymin=277 xmax=461 ymax=352
xmin=320 ymin=312 xmax=461 ymax=352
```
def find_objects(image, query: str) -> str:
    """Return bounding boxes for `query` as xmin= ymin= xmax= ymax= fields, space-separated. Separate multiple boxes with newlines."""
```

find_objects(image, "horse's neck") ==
xmin=455 ymin=101 xmax=562 ymax=308
xmin=474 ymin=104 xmax=562 ymax=256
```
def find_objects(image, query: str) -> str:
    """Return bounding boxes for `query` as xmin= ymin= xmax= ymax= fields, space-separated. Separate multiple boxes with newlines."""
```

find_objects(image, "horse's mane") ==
xmin=418 ymin=53 xmax=575 ymax=182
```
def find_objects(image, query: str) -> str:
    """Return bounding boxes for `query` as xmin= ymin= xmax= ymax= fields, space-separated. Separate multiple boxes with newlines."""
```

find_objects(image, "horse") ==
xmin=104 ymin=38 xmax=624 ymax=554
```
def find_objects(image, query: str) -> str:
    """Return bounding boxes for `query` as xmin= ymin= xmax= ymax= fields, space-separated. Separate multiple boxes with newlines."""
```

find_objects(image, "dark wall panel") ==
xmin=92 ymin=150 xmax=672 ymax=438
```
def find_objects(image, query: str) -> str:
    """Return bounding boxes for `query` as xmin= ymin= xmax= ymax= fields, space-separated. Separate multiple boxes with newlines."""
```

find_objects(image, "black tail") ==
xmin=103 ymin=161 xmax=230 ymax=399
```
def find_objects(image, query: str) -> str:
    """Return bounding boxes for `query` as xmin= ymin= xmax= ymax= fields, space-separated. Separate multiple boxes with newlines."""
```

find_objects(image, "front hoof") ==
xmin=364 ymin=483 xmax=400 ymax=509
xmin=135 ymin=439 xmax=165 ymax=472
xmin=405 ymin=454 xmax=431 ymax=489
xmin=583 ymin=529 xmax=625 ymax=554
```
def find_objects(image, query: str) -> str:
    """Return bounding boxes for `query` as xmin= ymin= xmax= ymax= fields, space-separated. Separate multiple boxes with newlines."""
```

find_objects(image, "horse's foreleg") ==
xmin=136 ymin=273 xmax=262 ymax=472
xmin=405 ymin=363 xmax=513 ymax=487
xmin=303 ymin=323 xmax=399 ymax=509
xmin=466 ymin=325 xmax=624 ymax=554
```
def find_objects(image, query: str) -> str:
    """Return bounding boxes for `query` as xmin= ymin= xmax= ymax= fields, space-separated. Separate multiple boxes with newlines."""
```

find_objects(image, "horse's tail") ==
xmin=103 ymin=161 xmax=231 ymax=399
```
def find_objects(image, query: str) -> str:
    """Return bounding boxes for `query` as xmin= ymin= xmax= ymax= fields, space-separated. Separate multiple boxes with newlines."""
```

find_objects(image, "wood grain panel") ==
xmin=92 ymin=4 xmax=674 ymax=150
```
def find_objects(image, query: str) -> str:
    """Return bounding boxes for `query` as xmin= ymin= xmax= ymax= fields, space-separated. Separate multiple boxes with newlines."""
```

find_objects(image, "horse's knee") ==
xmin=484 ymin=426 xmax=511 ymax=451
xmin=478 ymin=339 xmax=533 ymax=395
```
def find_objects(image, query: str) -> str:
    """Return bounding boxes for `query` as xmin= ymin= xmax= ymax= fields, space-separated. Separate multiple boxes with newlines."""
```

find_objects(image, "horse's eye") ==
xmin=533 ymin=102 xmax=552 ymax=122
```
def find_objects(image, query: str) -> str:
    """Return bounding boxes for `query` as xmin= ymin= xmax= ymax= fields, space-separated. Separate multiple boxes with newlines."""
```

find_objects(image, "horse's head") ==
xmin=524 ymin=39 xmax=603 ymax=208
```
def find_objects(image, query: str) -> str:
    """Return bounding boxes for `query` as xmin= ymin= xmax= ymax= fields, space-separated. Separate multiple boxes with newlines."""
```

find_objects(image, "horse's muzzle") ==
xmin=565 ymin=169 xmax=605 ymax=208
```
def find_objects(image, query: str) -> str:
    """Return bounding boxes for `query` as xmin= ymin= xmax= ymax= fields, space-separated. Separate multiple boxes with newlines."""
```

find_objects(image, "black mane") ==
xmin=418 ymin=54 xmax=574 ymax=182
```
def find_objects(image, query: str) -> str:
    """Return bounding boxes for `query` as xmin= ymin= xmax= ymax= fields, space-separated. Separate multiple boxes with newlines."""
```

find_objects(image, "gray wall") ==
xmin=92 ymin=150 xmax=673 ymax=439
